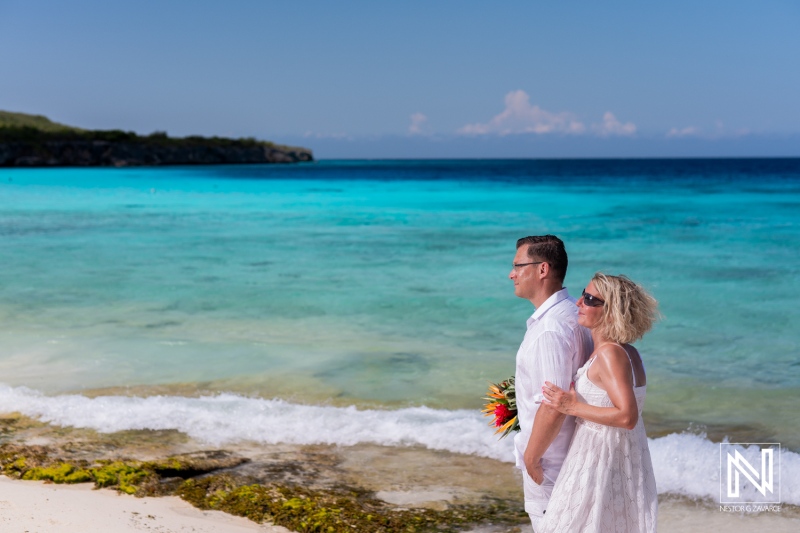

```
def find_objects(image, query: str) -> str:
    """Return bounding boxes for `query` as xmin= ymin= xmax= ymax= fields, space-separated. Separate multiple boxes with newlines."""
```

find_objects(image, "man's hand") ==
xmin=524 ymin=386 xmax=568 ymax=487
xmin=524 ymin=452 xmax=544 ymax=485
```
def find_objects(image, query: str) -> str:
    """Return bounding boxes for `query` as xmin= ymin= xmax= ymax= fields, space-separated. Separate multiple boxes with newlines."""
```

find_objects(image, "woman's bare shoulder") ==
xmin=594 ymin=343 xmax=632 ymax=370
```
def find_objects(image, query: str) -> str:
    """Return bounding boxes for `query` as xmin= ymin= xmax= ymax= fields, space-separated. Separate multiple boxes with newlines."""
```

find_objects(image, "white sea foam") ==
xmin=1 ymin=384 xmax=797 ymax=505
xmin=649 ymin=432 xmax=800 ymax=505
xmin=0 ymin=384 xmax=515 ymax=460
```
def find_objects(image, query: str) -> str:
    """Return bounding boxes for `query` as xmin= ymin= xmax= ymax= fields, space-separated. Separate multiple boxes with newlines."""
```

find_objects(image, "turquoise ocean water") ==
xmin=1 ymin=160 xmax=799 ymax=502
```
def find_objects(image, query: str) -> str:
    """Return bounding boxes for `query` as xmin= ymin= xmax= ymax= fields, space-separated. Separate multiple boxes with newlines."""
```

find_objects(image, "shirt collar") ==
xmin=526 ymin=287 xmax=570 ymax=328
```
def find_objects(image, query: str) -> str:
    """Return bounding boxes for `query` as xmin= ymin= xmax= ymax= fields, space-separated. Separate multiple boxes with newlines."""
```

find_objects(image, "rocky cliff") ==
xmin=0 ymin=137 xmax=313 ymax=167
xmin=0 ymin=111 xmax=313 ymax=167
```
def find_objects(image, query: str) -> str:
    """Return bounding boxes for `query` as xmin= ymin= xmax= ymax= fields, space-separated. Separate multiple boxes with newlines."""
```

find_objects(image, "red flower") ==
xmin=494 ymin=404 xmax=512 ymax=426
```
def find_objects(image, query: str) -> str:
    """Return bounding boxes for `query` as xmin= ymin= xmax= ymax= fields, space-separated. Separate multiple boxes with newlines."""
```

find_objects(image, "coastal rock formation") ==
xmin=0 ymin=139 xmax=313 ymax=167
xmin=0 ymin=111 xmax=313 ymax=167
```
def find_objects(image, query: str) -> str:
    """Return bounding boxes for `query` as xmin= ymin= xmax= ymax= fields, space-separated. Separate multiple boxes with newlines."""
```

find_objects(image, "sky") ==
xmin=1 ymin=1 xmax=799 ymax=158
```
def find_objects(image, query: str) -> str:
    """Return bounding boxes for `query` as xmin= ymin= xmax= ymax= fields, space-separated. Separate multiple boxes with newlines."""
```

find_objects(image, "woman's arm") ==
xmin=541 ymin=346 xmax=639 ymax=430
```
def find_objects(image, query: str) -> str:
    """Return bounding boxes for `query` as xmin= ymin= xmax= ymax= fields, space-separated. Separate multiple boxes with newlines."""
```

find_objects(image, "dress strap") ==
xmin=596 ymin=342 xmax=636 ymax=387
xmin=619 ymin=344 xmax=636 ymax=388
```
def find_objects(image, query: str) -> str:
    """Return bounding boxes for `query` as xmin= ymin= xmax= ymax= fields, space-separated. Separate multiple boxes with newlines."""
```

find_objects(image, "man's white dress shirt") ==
xmin=513 ymin=288 xmax=593 ymax=484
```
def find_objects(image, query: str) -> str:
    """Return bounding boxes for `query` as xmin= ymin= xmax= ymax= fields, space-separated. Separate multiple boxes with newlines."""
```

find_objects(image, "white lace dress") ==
xmin=538 ymin=353 xmax=658 ymax=533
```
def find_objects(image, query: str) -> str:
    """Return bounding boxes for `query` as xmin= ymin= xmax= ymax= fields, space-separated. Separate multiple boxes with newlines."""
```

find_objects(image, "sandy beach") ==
xmin=0 ymin=475 xmax=289 ymax=533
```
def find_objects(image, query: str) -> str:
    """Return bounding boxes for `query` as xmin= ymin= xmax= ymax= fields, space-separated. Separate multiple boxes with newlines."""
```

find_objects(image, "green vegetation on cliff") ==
xmin=0 ymin=110 xmax=83 ymax=133
xmin=0 ymin=110 xmax=289 ymax=149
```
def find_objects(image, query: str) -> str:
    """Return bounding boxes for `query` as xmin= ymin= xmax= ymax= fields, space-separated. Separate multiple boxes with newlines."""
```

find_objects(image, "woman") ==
xmin=538 ymin=273 xmax=659 ymax=533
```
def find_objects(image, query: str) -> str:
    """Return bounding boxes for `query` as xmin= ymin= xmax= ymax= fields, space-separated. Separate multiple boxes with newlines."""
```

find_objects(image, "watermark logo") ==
xmin=719 ymin=443 xmax=781 ymax=506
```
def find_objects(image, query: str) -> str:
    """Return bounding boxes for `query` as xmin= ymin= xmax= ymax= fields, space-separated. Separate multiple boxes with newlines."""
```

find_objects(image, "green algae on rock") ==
xmin=23 ymin=462 xmax=95 ymax=484
xmin=178 ymin=474 xmax=527 ymax=533
xmin=0 ymin=444 xmax=248 ymax=495
xmin=1 ymin=446 xmax=157 ymax=495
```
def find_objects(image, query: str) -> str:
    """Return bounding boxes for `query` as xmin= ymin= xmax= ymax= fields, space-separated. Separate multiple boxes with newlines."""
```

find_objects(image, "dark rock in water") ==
xmin=148 ymin=450 xmax=250 ymax=478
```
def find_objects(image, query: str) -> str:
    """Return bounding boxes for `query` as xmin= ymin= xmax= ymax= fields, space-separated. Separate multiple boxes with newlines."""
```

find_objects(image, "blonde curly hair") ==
xmin=591 ymin=273 xmax=660 ymax=344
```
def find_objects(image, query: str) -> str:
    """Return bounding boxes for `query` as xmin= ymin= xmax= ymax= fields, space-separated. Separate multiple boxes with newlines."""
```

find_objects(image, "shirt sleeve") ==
xmin=526 ymin=330 xmax=574 ymax=404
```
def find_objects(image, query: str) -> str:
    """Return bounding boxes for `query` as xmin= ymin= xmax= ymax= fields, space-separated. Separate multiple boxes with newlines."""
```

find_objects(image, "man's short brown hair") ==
xmin=516 ymin=235 xmax=568 ymax=283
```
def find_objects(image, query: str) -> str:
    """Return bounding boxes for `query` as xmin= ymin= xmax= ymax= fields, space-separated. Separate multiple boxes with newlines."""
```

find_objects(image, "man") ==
xmin=509 ymin=235 xmax=593 ymax=531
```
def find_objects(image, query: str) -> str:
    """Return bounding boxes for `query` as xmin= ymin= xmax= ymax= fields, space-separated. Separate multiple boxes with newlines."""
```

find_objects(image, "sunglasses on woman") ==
xmin=581 ymin=288 xmax=605 ymax=307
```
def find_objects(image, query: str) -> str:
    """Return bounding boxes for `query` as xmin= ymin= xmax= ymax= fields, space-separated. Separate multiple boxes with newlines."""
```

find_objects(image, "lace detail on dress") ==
xmin=575 ymin=417 xmax=606 ymax=432
xmin=538 ymin=358 xmax=658 ymax=533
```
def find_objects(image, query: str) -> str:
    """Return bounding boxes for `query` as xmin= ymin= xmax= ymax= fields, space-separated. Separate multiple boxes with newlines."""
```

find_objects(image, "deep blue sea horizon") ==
xmin=146 ymin=157 xmax=800 ymax=183
xmin=1 ymin=158 xmax=799 ymax=450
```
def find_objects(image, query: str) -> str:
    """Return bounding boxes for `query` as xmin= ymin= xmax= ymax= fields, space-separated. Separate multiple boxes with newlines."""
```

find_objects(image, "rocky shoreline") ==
xmin=0 ymin=413 xmax=528 ymax=533
xmin=2 ymin=413 xmax=799 ymax=532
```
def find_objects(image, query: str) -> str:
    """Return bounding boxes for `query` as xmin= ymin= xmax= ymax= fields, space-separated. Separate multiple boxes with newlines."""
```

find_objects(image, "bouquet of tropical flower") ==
xmin=482 ymin=376 xmax=520 ymax=438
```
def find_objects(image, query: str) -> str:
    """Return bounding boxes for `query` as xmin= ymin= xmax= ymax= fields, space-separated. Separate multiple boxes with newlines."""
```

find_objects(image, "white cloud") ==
xmin=593 ymin=112 xmax=636 ymax=137
xmin=408 ymin=112 xmax=428 ymax=135
xmin=457 ymin=90 xmax=586 ymax=136
xmin=666 ymin=126 xmax=700 ymax=138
